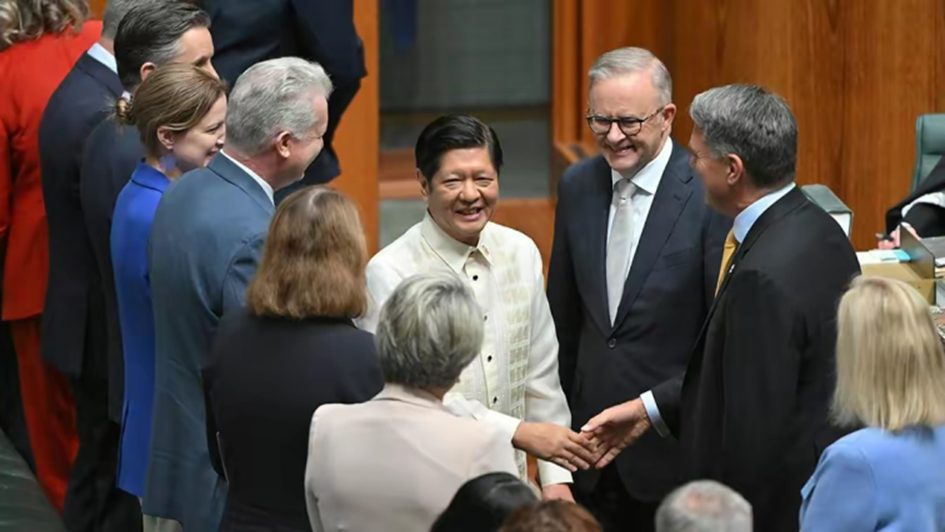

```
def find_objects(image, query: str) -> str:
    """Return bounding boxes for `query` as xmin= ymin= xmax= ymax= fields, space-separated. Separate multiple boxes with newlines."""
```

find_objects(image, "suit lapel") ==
xmin=582 ymin=157 xmax=616 ymax=336
xmin=75 ymin=52 xmax=123 ymax=96
xmin=692 ymin=187 xmax=808 ymax=347
xmin=611 ymin=143 xmax=693 ymax=329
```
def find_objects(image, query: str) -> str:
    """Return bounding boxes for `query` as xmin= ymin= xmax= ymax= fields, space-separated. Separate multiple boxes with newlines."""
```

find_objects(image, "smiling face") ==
xmin=165 ymin=94 xmax=227 ymax=172
xmin=588 ymin=70 xmax=675 ymax=176
xmin=420 ymin=147 xmax=499 ymax=246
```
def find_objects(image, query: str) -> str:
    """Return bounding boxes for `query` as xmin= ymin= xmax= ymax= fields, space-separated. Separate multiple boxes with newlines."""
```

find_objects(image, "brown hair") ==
xmin=499 ymin=501 xmax=601 ymax=532
xmin=114 ymin=63 xmax=227 ymax=160
xmin=0 ymin=0 xmax=88 ymax=51
xmin=247 ymin=187 xmax=368 ymax=319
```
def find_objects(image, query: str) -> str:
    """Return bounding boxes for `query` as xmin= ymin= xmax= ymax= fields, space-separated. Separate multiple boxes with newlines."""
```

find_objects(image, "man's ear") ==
xmin=416 ymin=168 xmax=429 ymax=198
xmin=661 ymin=103 xmax=677 ymax=130
xmin=275 ymin=131 xmax=293 ymax=159
xmin=139 ymin=61 xmax=157 ymax=83
xmin=726 ymin=153 xmax=746 ymax=186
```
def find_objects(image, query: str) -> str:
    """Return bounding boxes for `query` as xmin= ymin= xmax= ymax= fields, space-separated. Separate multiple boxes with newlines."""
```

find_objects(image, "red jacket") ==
xmin=0 ymin=21 xmax=101 ymax=320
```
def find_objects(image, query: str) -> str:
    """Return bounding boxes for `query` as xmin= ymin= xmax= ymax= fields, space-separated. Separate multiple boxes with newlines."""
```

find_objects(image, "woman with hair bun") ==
xmin=110 ymin=62 xmax=227 ymax=500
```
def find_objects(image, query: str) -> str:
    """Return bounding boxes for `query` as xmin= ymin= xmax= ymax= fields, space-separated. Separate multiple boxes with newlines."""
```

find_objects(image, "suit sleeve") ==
xmin=547 ymin=177 xmax=581 ymax=400
xmin=222 ymin=232 xmax=266 ymax=314
xmin=526 ymin=245 xmax=573 ymax=486
xmin=288 ymin=0 xmax=366 ymax=84
xmin=719 ymin=269 xmax=801 ymax=499
xmin=799 ymin=444 xmax=879 ymax=531
xmin=201 ymin=369 xmax=226 ymax=479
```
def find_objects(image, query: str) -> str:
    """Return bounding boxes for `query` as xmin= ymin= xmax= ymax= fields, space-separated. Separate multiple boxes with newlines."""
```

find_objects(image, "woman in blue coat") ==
xmin=110 ymin=63 xmax=227 ymax=499
xmin=800 ymin=276 xmax=945 ymax=531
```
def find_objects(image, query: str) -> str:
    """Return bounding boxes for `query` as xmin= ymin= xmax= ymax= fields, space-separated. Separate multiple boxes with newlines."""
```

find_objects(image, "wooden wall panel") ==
xmin=553 ymin=0 xmax=945 ymax=250
xmin=89 ymin=0 xmax=106 ymax=19
xmin=330 ymin=0 xmax=380 ymax=253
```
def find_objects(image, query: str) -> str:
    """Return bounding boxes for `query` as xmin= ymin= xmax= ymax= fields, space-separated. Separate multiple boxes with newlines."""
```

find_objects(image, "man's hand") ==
xmin=580 ymin=398 xmax=651 ymax=469
xmin=512 ymin=422 xmax=598 ymax=472
xmin=541 ymin=483 xmax=575 ymax=502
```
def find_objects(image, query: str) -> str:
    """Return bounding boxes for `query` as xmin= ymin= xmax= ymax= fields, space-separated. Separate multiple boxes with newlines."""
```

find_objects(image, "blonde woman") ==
xmin=0 ymin=0 xmax=97 ymax=512
xmin=800 ymin=276 xmax=945 ymax=531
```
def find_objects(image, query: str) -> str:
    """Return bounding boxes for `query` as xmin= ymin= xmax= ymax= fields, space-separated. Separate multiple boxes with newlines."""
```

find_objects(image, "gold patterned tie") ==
xmin=716 ymin=229 xmax=737 ymax=295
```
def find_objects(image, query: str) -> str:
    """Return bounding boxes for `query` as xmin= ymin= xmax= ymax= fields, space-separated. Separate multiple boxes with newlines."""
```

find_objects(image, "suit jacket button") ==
xmin=607 ymin=339 xmax=617 ymax=349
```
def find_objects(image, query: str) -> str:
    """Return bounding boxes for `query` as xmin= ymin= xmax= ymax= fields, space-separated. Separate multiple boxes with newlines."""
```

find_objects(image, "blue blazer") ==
xmin=110 ymin=162 xmax=170 ymax=497
xmin=144 ymin=154 xmax=274 ymax=530
xmin=39 ymin=52 xmax=122 ymax=413
xmin=800 ymin=425 xmax=945 ymax=531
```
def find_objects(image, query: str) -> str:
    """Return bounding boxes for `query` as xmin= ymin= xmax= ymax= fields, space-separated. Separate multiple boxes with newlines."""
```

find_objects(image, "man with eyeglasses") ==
xmin=547 ymin=47 xmax=730 ymax=531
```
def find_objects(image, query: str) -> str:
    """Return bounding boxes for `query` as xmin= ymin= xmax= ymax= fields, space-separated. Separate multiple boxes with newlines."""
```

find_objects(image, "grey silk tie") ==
xmin=607 ymin=178 xmax=635 ymax=324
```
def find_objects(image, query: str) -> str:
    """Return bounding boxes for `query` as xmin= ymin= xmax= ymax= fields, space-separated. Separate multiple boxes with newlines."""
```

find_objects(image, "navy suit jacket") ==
xmin=202 ymin=0 xmax=365 ymax=189
xmin=548 ymin=143 xmax=730 ymax=501
xmin=144 ymin=154 xmax=274 ymax=530
xmin=79 ymin=117 xmax=144 ymax=421
xmin=39 ymin=52 xmax=121 ymax=391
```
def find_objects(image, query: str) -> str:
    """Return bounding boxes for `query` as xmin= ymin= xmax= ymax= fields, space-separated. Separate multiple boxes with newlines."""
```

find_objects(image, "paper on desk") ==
xmin=856 ymin=249 xmax=911 ymax=265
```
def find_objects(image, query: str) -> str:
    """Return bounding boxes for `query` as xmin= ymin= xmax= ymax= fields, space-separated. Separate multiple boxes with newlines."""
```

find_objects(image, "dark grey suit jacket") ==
xmin=548 ymin=143 xmax=730 ymax=502
xmin=144 ymin=154 xmax=274 ymax=530
xmin=39 ymin=52 xmax=121 ymax=392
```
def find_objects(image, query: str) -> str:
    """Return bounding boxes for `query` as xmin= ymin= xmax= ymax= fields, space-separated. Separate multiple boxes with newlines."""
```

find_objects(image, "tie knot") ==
xmin=725 ymin=229 xmax=738 ymax=248
xmin=613 ymin=179 xmax=636 ymax=205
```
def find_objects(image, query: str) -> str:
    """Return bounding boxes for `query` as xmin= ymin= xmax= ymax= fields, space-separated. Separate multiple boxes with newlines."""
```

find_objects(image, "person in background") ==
xmin=800 ymin=276 xmax=945 ymax=531
xmin=360 ymin=115 xmax=596 ymax=501
xmin=204 ymin=186 xmax=383 ymax=532
xmin=880 ymin=157 xmax=945 ymax=248
xmin=147 ymin=57 xmax=332 ymax=531
xmin=202 ymin=0 xmax=365 ymax=194
xmin=305 ymin=272 xmax=519 ymax=532
xmin=432 ymin=472 xmax=539 ymax=532
xmin=0 ymin=0 xmax=98 ymax=513
xmin=499 ymin=501 xmax=602 ymax=532
xmin=110 ymin=62 xmax=226 ymax=519
xmin=38 ymin=1 xmax=147 ymax=528
xmin=655 ymin=481 xmax=752 ymax=532
xmin=79 ymin=1 xmax=216 ymax=445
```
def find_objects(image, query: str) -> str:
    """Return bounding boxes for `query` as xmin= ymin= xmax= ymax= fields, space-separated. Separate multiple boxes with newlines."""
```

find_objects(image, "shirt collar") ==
xmin=87 ymin=43 xmax=117 ymax=74
xmin=373 ymin=384 xmax=449 ymax=412
xmin=420 ymin=211 xmax=493 ymax=274
xmin=220 ymin=150 xmax=274 ymax=205
xmin=610 ymin=138 xmax=673 ymax=196
xmin=733 ymin=182 xmax=796 ymax=243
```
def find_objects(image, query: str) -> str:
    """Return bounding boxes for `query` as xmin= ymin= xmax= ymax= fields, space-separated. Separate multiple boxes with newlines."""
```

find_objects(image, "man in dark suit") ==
xmin=202 ymin=0 xmax=366 ymax=194
xmin=583 ymin=84 xmax=860 ymax=532
xmin=547 ymin=48 xmax=729 ymax=531
xmin=38 ymin=1 xmax=143 ymax=529
xmin=146 ymin=58 xmax=332 ymax=531
xmin=77 ymin=0 xmax=214 ymax=487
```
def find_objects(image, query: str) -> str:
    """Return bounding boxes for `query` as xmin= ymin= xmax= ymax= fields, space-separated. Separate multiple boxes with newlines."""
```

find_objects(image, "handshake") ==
xmin=513 ymin=398 xmax=653 ymax=472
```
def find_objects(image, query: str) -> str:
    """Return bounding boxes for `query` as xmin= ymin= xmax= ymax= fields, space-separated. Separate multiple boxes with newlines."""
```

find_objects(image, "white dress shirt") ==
xmin=359 ymin=213 xmax=573 ymax=486
xmin=641 ymin=181 xmax=797 ymax=436
xmin=220 ymin=150 xmax=274 ymax=205
xmin=606 ymin=139 xmax=674 ymax=267
xmin=87 ymin=42 xmax=117 ymax=73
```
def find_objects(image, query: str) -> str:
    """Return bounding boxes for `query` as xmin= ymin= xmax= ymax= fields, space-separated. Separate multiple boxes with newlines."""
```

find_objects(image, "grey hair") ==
xmin=656 ymin=481 xmax=752 ymax=532
xmin=375 ymin=272 xmax=484 ymax=390
xmin=225 ymin=57 xmax=334 ymax=155
xmin=690 ymin=84 xmax=798 ymax=189
xmin=102 ymin=0 xmax=150 ymax=40
xmin=588 ymin=47 xmax=673 ymax=105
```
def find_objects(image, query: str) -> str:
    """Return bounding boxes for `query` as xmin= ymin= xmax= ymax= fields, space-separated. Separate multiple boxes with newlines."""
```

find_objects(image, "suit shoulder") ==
xmin=561 ymin=155 xmax=607 ymax=190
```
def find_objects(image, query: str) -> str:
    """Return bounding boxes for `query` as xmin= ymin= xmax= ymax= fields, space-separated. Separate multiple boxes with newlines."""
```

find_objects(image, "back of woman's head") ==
xmin=114 ymin=62 xmax=227 ymax=164
xmin=499 ymin=500 xmax=601 ymax=532
xmin=247 ymin=187 xmax=367 ymax=320
xmin=834 ymin=275 xmax=945 ymax=431
xmin=0 ymin=0 xmax=88 ymax=51
xmin=431 ymin=473 xmax=538 ymax=532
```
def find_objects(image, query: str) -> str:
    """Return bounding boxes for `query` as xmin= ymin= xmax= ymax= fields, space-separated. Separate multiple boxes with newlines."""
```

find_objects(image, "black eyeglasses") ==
xmin=585 ymin=106 xmax=665 ymax=137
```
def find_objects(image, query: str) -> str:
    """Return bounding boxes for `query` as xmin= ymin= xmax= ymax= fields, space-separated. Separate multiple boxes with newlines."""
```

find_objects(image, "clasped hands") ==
xmin=512 ymin=397 xmax=652 ymax=472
